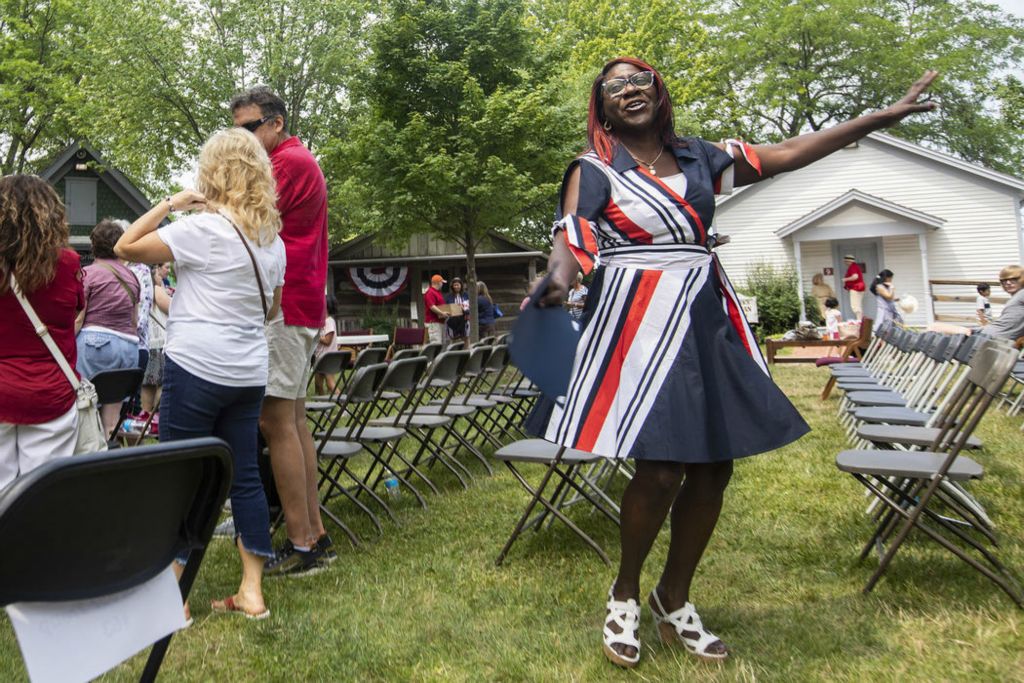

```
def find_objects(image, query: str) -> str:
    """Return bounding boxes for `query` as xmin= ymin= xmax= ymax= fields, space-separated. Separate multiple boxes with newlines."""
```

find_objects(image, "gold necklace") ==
xmin=622 ymin=143 xmax=666 ymax=175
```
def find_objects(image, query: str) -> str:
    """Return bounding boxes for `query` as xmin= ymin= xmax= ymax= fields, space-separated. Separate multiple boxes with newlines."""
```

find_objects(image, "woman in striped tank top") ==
xmin=529 ymin=57 xmax=938 ymax=668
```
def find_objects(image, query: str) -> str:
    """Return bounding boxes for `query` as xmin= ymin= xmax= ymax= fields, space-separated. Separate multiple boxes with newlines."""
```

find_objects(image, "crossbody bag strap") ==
xmin=221 ymin=213 xmax=269 ymax=322
xmin=98 ymin=262 xmax=139 ymax=306
xmin=8 ymin=274 xmax=82 ymax=392
xmin=98 ymin=262 xmax=140 ymax=328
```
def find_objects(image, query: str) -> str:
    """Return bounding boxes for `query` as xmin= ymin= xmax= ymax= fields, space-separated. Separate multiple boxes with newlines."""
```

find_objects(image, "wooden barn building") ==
xmin=40 ymin=142 xmax=158 ymax=257
xmin=328 ymin=231 xmax=547 ymax=334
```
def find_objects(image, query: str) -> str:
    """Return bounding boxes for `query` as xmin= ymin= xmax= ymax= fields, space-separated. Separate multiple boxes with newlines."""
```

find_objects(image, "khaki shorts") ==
xmin=266 ymin=313 xmax=320 ymax=400
xmin=427 ymin=322 xmax=446 ymax=345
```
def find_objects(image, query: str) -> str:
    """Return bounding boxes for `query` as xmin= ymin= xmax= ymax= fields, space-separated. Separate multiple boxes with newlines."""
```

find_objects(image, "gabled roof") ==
xmin=776 ymin=188 xmax=945 ymax=238
xmin=40 ymin=142 xmax=155 ymax=217
xmin=717 ymin=132 xmax=1024 ymax=207
xmin=329 ymin=229 xmax=546 ymax=264
xmin=869 ymin=132 xmax=1024 ymax=192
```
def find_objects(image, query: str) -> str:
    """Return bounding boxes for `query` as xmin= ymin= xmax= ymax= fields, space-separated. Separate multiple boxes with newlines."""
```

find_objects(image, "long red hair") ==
xmin=587 ymin=57 xmax=678 ymax=164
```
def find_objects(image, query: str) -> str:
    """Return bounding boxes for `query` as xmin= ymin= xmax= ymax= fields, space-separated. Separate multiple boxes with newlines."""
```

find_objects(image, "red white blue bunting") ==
xmin=347 ymin=265 xmax=409 ymax=302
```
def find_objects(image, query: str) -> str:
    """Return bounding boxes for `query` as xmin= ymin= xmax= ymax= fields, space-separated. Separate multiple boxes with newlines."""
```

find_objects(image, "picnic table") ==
xmin=334 ymin=334 xmax=390 ymax=347
xmin=765 ymin=338 xmax=853 ymax=364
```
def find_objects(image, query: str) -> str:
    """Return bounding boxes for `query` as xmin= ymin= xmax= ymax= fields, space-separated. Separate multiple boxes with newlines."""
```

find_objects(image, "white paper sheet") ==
xmin=5 ymin=565 xmax=187 ymax=683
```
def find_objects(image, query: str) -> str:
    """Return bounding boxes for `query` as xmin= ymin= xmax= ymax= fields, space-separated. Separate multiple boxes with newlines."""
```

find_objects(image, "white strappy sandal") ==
xmin=603 ymin=585 xmax=641 ymax=668
xmin=649 ymin=589 xmax=728 ymax=661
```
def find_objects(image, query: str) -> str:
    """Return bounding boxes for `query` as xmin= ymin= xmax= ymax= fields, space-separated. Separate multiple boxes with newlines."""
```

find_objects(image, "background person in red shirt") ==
xmin=842 ymin=254 xmax=866 ymax=320
xmin=423 ymin=274 xmax=449 ymax=344
xmin=0 ymin=175 xmax=84 ymax=488
xmin=231 ymin=86 xmax=331 ymax=575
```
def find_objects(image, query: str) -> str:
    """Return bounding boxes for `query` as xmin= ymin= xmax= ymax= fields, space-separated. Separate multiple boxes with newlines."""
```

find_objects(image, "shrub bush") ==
xmin=359 ymin=302 xmax=402 ymax=340
xmin=804 ymin=293 xmax=824 ymax=326
xmin=741 ymin=262 xmax=801 ymax=336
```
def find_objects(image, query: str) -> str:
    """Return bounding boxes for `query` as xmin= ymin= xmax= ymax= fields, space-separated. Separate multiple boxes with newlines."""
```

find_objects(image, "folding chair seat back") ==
xmin=425 ymin=350 xmax=470 ymax=387
xmin=379 ymin=356 xmax=429 ymax=394
xmin=495 ymin=333 xmax=509 ymax=344
xmin=462 ymin=346 xmax=489 ymax=378
xmin=967 ymin=339 xmax=1019 ymax=396
xmin=0 ymin=437 xmax=231 ymax=604
xmin=311 ymin=350 xmax=352 ymax=376
xmin=353 ymin=347 xmax=388 ymax=370
xmin=317 ymin=363 xmax=388 ymax=443
xmin=90 ymin=368 xmax=144 ymax=405
xmin=347 ymin=363 xmax=389 ymax=404
xmin=484 ymin=344 xmax=508 ymax=372
xmin=448 ymin=341 xmax=466 ymax=350
xmin=953 ymin=333 xmax=982 ymax=364
xmin=925 ymin=334 xmax=953 ymax=362
xmin=420 ymin=342 xmax=443 ymax=362
xmin=473 ymin=336 xmax=496 ymax=347
xmin=390 ymin=348 xmax=421 ymax=362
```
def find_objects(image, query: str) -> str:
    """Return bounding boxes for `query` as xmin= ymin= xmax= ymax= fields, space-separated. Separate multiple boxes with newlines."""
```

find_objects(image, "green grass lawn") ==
xmin=2 ymin=364 xmax=1022 ymax=681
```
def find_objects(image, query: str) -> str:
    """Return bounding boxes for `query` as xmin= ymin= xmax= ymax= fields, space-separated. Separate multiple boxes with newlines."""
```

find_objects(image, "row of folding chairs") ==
xmin=303 ymin=340 xmax=541 ymax=549
xmin=825 ymin=324 xmax=1023 ymax=606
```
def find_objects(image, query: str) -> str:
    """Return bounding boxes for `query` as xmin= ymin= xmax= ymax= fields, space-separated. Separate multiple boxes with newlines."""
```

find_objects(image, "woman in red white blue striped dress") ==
xmin=531 ymin=57 xmax=938 ymax=668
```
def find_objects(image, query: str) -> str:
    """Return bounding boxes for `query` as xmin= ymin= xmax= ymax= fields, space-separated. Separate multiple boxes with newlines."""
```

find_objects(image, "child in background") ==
xmin=976 ymin=283 xmax=992 ymax=325
xmin=824 ymin=297 xmax=842 ymax=340
xmin=313 ymin=303 xmax=337 ymax=394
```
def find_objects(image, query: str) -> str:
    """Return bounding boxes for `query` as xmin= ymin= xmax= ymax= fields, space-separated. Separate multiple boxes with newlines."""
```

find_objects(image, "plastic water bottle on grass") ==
xmin=384 ymin=476 xmax=400 ymax=500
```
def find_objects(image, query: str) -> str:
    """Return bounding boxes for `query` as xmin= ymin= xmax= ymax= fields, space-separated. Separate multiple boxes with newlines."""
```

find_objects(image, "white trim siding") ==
xmin=713 ymin=136 xmax=1024 ymax=323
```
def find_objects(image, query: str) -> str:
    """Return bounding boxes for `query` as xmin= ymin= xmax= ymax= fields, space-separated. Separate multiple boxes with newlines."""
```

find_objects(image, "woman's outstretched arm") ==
xmin=724 ymin=70 xmax=938 ymax=186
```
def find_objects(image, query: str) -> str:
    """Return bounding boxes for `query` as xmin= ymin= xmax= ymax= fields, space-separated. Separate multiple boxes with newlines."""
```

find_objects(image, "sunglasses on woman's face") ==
xmin=602 ymin=71 xmax=655 ymax=98
xmin=238 ymin=115 xmax=274 ymax=133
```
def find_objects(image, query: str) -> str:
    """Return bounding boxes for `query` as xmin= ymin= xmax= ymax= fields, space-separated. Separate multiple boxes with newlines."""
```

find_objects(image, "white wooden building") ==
xmin=712 ymin=132 xmax=1024 ymax=326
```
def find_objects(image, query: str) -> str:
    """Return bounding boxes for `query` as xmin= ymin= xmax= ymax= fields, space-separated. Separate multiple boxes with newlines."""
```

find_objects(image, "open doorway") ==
xmin=832 ymin=239 xmax=882 ymax=320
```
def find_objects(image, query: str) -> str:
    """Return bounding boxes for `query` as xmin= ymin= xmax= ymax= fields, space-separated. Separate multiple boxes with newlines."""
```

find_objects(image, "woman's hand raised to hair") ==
xmin=877 ymin=70 xmax=939 ymax=127
xmin=169 ymin=189 xmax=207 ymax=212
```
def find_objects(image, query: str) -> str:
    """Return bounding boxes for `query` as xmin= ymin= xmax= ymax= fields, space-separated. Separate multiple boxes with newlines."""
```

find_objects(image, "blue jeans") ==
xmin=76 ymin=329 xmax=138 ymax=380
xmin=161 ymin=356 xmax=273 ymax=558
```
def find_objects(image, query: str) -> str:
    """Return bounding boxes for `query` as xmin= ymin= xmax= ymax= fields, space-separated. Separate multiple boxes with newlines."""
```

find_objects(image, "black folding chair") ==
xmin=493 ymin=439 xmax=619 ymax=567
xmin=91 ymin=368 xmax=144 ymax=441
xmin=836 ymin=338 xmax=1023 ymax=606
xmin=316 ymin=363 xmax=393 ymax=540
xmin=0 ymin=437 xmax=231 ymax=682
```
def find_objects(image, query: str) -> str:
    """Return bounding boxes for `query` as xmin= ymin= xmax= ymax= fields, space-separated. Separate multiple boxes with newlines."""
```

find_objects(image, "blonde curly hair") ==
xmin=0 ymin=175 xmax=70 ymax=295
xmin=197 ymin=128 xmax=281 ymax=246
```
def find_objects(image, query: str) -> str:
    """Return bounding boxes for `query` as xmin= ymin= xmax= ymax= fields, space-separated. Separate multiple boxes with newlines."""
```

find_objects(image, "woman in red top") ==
xmin=0 ymin=175 xmax=84 ymax=488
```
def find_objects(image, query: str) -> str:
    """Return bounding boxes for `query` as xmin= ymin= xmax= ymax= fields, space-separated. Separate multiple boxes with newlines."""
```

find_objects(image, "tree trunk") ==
xmin=465 ymin=228 xmax=479 ymax=344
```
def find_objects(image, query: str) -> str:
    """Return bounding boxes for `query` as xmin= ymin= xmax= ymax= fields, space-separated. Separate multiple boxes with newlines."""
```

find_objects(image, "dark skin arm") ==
xmin=723 ymin=70 xmax=938 ymax=186
xmin=537 ymin=70 xmax=938 ymax=307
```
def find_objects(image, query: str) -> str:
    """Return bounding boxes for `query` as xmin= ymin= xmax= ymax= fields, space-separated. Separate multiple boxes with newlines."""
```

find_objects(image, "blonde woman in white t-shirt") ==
xmin=115 ymin=128 xmax=285 ymax=622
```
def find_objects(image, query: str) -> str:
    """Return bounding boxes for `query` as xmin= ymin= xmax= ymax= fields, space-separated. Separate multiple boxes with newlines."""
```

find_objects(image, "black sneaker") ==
xmin=316 ymin=534 xmax=337 ymax=564
xmin=263 ymin=540 xmax=324 ymax=578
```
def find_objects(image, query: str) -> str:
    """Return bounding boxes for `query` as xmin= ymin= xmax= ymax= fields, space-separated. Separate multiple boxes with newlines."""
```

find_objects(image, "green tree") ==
xmin=528 ymin=0 xmax=725 ymax=137
xmin=75 ymin=0 xmax=369 ymax=191
xmin=0 ymin=0 xmax=90 ymax=174
xmin=328 ymin=0 xmax=579 ymax=339
xmin=710 ymin=0 xmax=1024 ymax=172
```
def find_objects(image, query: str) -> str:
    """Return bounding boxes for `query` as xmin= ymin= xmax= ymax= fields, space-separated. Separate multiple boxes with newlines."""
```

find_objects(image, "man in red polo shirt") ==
xmin=231 ymin=87 xmax=329 ymax=575
xmin=842 ymin=254 xmax=866 ymax=320
xmin=424 ymin=274 xmax=449 ymax=344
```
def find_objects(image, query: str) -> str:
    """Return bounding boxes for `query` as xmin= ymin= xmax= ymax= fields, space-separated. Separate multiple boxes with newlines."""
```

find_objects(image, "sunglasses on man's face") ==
xmin=238 ymin=115 xmax=274 ymax=133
